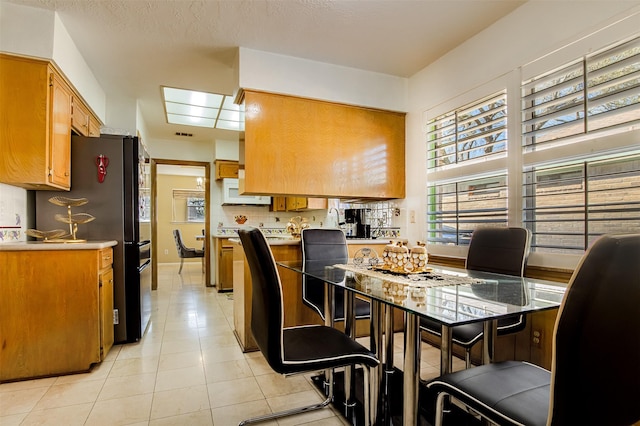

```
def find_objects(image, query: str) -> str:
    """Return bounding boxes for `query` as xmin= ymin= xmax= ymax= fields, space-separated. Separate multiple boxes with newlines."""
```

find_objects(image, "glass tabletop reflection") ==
xmin=277 ymin=260 xmax=566 ymax=327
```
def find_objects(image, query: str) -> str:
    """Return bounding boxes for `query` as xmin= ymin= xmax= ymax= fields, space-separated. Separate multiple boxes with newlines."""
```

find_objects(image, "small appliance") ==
xmin=344 ymin=208 xmax=371 ymax=239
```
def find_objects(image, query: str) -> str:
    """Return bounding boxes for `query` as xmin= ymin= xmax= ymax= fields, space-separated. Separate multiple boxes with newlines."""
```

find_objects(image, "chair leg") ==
xmin=238 ymin=385 xmax=334 ymax=426
xmin=465 ymin=347 xmax=472 ymax=369
xmin=178 ymin=258 xmax=184 ymax=274
xmin=435 ymin=391 xmax=448 ymax=426
xmin=364 ymin=365 xmax=372 ymax=426
xmin=238 ymin=365 xmax=373 ymax=426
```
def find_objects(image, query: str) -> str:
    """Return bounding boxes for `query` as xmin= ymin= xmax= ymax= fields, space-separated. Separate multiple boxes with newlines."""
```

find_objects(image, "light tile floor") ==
xmin=0 ymin=262 xmax=463 ymax=425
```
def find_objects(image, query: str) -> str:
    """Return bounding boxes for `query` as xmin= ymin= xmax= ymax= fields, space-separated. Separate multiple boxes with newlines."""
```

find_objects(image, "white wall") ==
xmin=405 ymin=1 xmax=640 ymax=267
xmin=149 ymin=138 xmax=216 ymax=163
xmin=238 ymin=47 xmax=408 ymax=112
xmin=215 ymin=140 xmax=240 ymax=161
xmin=0 ymin=2 xmax=54 ymax=59
xmin=0 ymin=2 xmax=107 ymax=122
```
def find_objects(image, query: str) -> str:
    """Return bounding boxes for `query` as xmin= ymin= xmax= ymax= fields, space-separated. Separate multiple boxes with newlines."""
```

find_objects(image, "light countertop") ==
xmin=0 ymin=240 xmax=118 ymax=251
xmin=228 ymin=237 xmax=391 ymax=246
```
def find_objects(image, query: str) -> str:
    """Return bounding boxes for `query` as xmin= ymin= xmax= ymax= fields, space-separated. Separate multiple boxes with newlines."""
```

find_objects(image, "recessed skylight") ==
xmin=162 ymin=86 xmax=244 ymax=131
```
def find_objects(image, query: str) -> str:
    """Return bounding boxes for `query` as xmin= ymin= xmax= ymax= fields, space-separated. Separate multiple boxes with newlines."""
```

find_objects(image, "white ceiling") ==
xmin=8 ymin=0 xmax=526 ymax=142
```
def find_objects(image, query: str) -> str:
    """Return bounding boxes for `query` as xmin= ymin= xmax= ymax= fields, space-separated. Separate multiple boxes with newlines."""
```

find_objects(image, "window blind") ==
xmin=522 ymin=36 xmax=640 ymax=150
xmin=427 ymin=92 xmax=507 ymax=170
xmin=523 ymin=153 xmax=640 ymax=254
xmin=427 ymin=174 xmax=508 ymax=246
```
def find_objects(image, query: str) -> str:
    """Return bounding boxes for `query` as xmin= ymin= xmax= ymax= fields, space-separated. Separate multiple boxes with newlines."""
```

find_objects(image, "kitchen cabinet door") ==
xmin=271 ymin=196 xmax=287 ymax=212
xmin=71 ymin=96 xmax=90 ymax=136
xmin=0 ymin=248 xmax=104 ymax=381
xmin=242 ymin=90 xmax=405 ymax=200
xmin=286 ymin=197 xmax=306 ymax=211
xmin=99 ymin=267 xmax=114 ymax=360
xmin=88 ymin=115 xmax=101 ymax=137
xmin=219 ymin=246 xmax=233 ymax=291
xmin=49 ymin=71 xmax=73 ymax=188
xmin=284 ymin=197 xmax=327 ymax=211
xmin=215 ymin=160 xmax=239 ymax=180
xmin=0 ymin=54 xmax=102 ymax=189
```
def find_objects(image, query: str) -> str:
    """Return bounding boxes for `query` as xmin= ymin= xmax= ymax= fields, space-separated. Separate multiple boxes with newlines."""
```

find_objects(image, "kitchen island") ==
xmin=0 ymin=240 xmax=117 ymax=382
xmin=230 ymin=235 xmax=401 ymax=352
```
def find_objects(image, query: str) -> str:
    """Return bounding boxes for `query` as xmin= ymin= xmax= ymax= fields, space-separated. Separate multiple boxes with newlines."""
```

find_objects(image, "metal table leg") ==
xmin=403 ymin=312 xmax=421 ymax=425
xmin=323 ymin=283 xmax=336 ymax=395
xmin=343 ymin=290 xmax=356 ymax=419
xmin=440 ymin=324 xmax=453 ymax=375
xmin=482 ymin=319 xmax=497 ymax=365
xmin=369 ymin=300 xmax=383 ymax=425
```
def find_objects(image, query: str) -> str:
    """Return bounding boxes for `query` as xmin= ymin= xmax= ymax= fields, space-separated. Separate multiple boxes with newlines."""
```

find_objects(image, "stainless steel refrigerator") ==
xmin=35 ymin=134 xmax=152 ymax=343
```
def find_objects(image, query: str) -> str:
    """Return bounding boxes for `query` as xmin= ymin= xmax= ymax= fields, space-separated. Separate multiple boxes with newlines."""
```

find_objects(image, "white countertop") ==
xmin=0 ymin=240 xmax=118 ymax=251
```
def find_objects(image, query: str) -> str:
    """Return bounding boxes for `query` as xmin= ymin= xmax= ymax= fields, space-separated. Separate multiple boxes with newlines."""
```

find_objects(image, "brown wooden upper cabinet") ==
xmin=271 ymin=196 xmax=327 ymax=212
xmin=0 ymin=53 xmax=102 ymax=190
xmin=241 ymin=90 xmax=406 ymax=200
xmin=215 ymin=160 xmax=239 ymax=180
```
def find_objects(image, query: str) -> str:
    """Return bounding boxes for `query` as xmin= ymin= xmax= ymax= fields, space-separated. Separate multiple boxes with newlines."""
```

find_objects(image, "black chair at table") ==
xmin=172 ymin=229 xmax=204 ymax=274
xmin=301 ymin=228 xmax=371 ymax=326
xmin=420 ymin=226 xmax=531 ymax=368
xmin=427 ymin=233 xmax=640 ymax=426
xmin=237 ymin=227 xmax=380 ymax=426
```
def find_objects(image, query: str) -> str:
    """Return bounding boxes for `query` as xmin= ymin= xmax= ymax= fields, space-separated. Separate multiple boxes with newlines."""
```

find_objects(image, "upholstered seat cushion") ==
xmin=420 ymin=314 xmax=525 ymax=347
xmin=428 ymin=361 xmax=550 ymax=426
xmin=275 ymin=325 xmax=379 ymax=375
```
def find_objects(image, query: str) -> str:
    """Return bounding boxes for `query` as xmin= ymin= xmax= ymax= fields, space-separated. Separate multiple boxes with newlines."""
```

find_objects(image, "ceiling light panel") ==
xmin=162 ymin=86 xmax=243 ymax=131
xmin=165 ymin=102 xmax=218 ymax=119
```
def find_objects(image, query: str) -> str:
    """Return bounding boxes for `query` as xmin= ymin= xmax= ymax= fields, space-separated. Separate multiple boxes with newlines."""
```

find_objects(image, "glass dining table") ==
xmin=277 ymin=259 xmax=567 ymax=425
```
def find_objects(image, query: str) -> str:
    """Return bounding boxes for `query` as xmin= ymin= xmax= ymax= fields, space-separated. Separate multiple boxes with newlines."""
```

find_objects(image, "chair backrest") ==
xmin=549 ymin=234 xmax=640 ymax=425
xmin=465 ymin=227 xmax=531 ymax=277
xmin=172 ymin=229 xmax=191 ymax=257
xmin=237 ymin=227 xmax=286 ymax=373
xmin=300 ymin=228 xmax=348 ymax=319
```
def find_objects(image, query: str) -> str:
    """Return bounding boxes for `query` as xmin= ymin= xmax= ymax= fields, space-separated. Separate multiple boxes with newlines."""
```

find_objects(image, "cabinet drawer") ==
xmin=99 ymin=248 xmax=113 ymax=269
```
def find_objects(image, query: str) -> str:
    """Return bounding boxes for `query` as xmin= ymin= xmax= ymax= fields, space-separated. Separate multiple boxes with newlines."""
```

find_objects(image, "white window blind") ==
xmin=172 ymin=189 xmax=205 ymax=222
xmin=427 ymin=174 xmax=508 ymax=246
xmin=522 ymin=36 xmax=640 ymax=150
xmin=523 ymin=153 xmax=640 ymax=254
xmin=427 ymin=91 xmax=507 ymax=170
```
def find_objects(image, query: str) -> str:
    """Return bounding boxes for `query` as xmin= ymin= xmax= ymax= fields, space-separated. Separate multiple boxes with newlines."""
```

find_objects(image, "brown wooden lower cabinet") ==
xmin=213 ymin=237 xmax=233 ymax=292
xmin=0 ymin=246 xmax=115 ymax=382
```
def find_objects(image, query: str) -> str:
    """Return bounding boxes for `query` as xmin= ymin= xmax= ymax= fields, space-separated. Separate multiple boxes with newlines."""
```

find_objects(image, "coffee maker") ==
xmin=344 ymin=208 xmax=371 ymax=239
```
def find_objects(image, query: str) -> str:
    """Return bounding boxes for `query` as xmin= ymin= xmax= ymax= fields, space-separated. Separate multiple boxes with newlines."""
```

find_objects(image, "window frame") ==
xmin=424 ymin=33 xmax=640 ymax=268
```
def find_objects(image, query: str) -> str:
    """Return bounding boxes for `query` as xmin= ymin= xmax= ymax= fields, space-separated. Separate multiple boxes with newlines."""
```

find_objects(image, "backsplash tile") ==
xmin=0 ymin=183 xmax=27 ymax=242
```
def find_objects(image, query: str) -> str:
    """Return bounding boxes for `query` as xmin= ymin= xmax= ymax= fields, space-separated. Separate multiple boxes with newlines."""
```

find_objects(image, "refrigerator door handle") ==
xmin=138 ymin=259 xmax=151 ymax=273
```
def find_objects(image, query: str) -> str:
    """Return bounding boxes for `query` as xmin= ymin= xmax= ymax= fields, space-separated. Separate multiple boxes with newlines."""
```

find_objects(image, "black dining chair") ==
xmin=172 ymin=229 xmax=204 ymax=274
xmin=237 ymin=227 xmax=380 ymax=426
xmin=420 ymin=227 xmax=531 ymax=368
xmin=426 ymin=233 xmax=640 ymax=426
xmin=301 ymin=228 xmax=371 ymax=325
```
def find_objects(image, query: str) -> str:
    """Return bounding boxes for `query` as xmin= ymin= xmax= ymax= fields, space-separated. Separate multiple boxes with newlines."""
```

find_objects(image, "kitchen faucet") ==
xmin=328 ymin=207 xmax=343 ymax=228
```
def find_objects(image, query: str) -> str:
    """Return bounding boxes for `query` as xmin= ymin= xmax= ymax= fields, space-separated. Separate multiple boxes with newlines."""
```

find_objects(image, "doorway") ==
xmin=150 ymin=159 xmax=211 ymax=290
